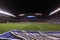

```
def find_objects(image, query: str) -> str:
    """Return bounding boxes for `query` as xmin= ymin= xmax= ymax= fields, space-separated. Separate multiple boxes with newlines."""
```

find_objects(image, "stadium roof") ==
xmin=0 ymin=0 xmax=60 ymax=18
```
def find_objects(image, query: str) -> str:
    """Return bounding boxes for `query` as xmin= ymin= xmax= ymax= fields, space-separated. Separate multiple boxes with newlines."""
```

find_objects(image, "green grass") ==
xmin=0 ymin=22 xmax=60 ymax=33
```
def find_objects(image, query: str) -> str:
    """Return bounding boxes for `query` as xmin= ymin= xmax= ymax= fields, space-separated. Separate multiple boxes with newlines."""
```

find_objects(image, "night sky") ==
xmin=0 ymin=0 xmax=60 ymax=18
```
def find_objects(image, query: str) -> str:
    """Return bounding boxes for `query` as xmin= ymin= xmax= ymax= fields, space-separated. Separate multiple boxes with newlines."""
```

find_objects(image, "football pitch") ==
xmin=0 ymin=22 xmax=60 ymax=33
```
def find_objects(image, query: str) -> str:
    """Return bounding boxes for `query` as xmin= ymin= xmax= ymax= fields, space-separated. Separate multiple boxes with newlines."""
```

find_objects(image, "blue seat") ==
xmin=0 ymin=30 xmax=22 ymax=39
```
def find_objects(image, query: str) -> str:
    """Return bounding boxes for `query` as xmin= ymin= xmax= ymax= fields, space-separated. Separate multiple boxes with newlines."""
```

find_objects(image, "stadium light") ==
xmin=0 ymin=10 xmax=16 ymax=17
xmin=35 ymin=13 xmax=42 ymax=15
xmin=19 ymin=14 xmax=25 ymax=16
xmin=26 ymin=16 xmax=35 ymax=19
xmin=49 ymin=8 xmax=60 ymax=16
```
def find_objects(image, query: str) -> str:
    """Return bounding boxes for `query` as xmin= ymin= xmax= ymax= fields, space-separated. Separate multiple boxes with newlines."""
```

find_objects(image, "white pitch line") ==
xmin=38 ymin=25 xmax=43 ymax=31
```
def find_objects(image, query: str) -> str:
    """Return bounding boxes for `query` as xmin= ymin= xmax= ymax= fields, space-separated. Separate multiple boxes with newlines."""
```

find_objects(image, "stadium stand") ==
xmin=0 ymin=30 xmax=60 ymax=40
xmin=46 ymin=11 xmax=60 ymax=24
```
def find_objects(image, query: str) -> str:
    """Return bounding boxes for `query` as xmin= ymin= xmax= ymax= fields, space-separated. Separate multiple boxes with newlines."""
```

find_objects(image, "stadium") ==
xmin=0 ymin=0 xmax=60 ymax=40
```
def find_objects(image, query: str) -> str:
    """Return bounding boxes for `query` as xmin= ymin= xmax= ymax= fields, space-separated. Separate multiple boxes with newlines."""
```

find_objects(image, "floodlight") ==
xmin=35 ymin=13 xmax=42 ymax=15
xmin=19 ymin=14 xmax=24 ymax=16
xmin=0 ymin=10 xmax=16 ymax=17
xmin=49 ymin=8 xmax=60 ymax=15
xmin=26 ymin=16 xmax=35 ymax=19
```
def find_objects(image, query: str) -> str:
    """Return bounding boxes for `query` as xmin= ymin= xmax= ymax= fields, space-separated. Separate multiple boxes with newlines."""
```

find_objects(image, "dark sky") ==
xmin=0 ymin=0 xmax=60 ymax=18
